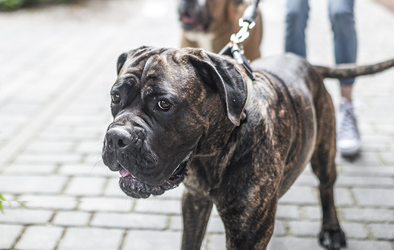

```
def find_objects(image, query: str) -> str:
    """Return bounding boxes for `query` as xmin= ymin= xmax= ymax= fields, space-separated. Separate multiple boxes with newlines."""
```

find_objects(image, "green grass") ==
xmin=0 ymin=193 xmax=5 ymax=213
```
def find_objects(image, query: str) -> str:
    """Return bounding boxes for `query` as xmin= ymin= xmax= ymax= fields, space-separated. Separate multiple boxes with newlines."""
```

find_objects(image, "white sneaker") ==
xmin=337 ymin=98 xmax=361 ymax=156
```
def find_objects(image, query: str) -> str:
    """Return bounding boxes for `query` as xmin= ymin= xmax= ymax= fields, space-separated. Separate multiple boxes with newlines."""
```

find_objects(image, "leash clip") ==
xmin=230 ymin=19 xmax=256 ymax=44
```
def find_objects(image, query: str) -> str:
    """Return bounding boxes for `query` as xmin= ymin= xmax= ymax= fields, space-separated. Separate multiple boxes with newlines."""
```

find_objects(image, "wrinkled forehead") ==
xmin=116 ymin=49 xmax=203 ymax=95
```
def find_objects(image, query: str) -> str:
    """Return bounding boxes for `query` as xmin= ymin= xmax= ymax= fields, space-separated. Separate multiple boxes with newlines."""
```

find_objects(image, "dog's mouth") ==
xmin=118 ymin=152 xmax=193 ymax=198
xmin=180 ymin=14 xmax=206 ymax=32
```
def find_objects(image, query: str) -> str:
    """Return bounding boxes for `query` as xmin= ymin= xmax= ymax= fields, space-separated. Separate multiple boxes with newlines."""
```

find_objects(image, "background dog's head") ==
xmin=102 ymin=46 xmax=247 ymax=198
xmin=178 ymin=0 xmax=244 ymax=33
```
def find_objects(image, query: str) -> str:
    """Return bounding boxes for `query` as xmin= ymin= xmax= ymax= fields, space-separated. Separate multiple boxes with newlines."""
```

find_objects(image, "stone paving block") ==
xmin=14 ymin=153 xmax=83 ymax=165
xmin=342 ymin=166 xmax=394 ymax=177
xmin=91 ymin=212 xmax=168 ymax=229
xmin=169 ymin=215 xmax=183 ymax=231
xmin=64 ymin=176 xmax=106 ymax=196
xmin=353 ymin=188 xmax=394 ymax=207
xmin=74 ymin=126 xmax=106 ymax=137
xmin=205 ymin=234 xmax=225 ymax=250
xmin=134 ymin=198 xmax=181 ymax=214
xmin=279 ymin=186 xmax=318 ymax=205
xmin=336 ymin=176 xmax=394 ymax=188
xmin=18 ymin=195 xmax=78 ymax=210
xmin=58 ymin=164 xmax=113 ymax=177
xmin=293 ymin=174 xmax=319 ymax=187
xmin=336 ymin=152 xmax=383 ymax=166
xmin=75 ymin=141 xmax=103 ymax=154
xmin=206 ymin=216 xmax=225 ymax=233
xmin=345 ymin=240 xmax=393 ymax=250
xmin=2 ymin=164 xmax=57 ymax=175
xmin=0 ymin=176 xmax=67 ymax=194
xmin=362 ymin=142 xmax=389 ymax=152
xmin=288 ymin=221 xmax=320 ymax=237
xmin=334 ymin=188 xmax=355 ymax=207
xmin=341 ymin=208 xmax=394 ymax=222
xmin=122 ymin=230 xmax=181 ymax=250
xmin=52 ymin=211 xmax=91 ymax=227
xmin=1 ymin=193 xmax=15 ymax=200
xmin=23 ymin=141 xmax=74 ymax=153
xmin=368 ymin=224 xmax=394 ymax=240
xmin=341 ymin=222 xmax=368 ymax=239
xmin=14 ymin=226 xmax=63 ymax=250
xmin=79 ymin=197 xmax=133 ymax=212
xmin=156 ymin=184 xmax=185 ymax=200
xmin=0 ymin=224 xmax=24 ymax=249
xmin=57 ymin=227 xmax=123 ymax=250
xmin=211 ymin=205 xmax=220 ymax=217
xmin=375 ymin=124 xmax=394 ymax=136
xmin=267 ymin=237 xmax=321 ymax=250
xmin=0 ymin=102 xmax=39 ymax=116
xmin=0 ymin=209 xmax=53 ymax=224
xmin=273 ymin=220 xmax=286 ymax=236
xmin=103 ymin=177 xmax=125 ymax=197
xmin=84 ymin=153 xmax=107 ymax=166
xmin=380 ymin=152 xmax=394 ymax=165
xmin=37 ymin=131 xmax=97 ymax=142
xmin=303 ymin=206 xmax=321 ymax=220
xmin=276 ymin=205 xmax=301 ymax=220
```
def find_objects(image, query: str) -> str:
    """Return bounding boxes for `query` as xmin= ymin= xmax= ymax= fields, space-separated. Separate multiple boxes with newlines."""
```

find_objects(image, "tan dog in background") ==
xmin=178 ymin=0 xmax=263 ymax=62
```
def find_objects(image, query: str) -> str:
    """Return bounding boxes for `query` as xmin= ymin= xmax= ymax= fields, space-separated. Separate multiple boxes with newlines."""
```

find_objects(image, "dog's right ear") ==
xmin=116 ymin=53 xmax=128 ymax=75
xmin=183 ymin=49 xmax=247 ymax=126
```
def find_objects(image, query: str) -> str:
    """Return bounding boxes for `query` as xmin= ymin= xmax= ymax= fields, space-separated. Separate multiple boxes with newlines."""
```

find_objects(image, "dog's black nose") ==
xmin=106 ymin=128 xmax=132 ymax=152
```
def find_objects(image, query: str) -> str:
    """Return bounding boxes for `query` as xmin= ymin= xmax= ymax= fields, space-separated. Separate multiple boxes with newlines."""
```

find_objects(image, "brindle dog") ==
xmin=102 ymin=46 xmax=394 ymax=250
xmin=178 ymin=0 xmax=263 ymax=61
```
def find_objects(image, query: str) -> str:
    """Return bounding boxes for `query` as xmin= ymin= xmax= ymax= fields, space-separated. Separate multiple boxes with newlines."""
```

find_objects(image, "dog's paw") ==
xmin=319 ymin=229 xmax=347 ymax=250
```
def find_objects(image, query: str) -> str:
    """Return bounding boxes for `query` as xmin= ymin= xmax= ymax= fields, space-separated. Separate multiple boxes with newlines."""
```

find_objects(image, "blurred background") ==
xmin=0 ymin=0 xmax=394 ymax=249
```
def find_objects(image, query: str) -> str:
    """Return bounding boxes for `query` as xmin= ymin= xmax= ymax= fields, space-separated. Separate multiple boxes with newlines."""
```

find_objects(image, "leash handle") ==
xmin=242 ymin=0 xmax=260 ymax=24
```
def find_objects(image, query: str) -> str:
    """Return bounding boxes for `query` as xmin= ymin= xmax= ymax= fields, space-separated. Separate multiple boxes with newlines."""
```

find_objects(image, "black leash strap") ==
xmin=219 ymin=0 xmax=261 ymax=81
xmin=219 ymin=43 xmax=255 ymax=80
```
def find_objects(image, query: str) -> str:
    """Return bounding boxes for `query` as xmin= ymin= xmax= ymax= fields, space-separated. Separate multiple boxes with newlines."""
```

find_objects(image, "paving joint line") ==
xmin=0 ymin=40 xmax=114 ymax=170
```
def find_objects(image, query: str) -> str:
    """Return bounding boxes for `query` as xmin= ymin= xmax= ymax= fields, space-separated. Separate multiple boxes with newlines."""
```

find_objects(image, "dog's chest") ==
xmin=184 ymin=31 xmax=215 ymax=52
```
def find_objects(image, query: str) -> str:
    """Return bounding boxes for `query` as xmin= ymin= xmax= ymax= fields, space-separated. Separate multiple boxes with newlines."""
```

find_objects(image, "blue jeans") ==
xmin=285 ymin=0 xmax=358 ymax=85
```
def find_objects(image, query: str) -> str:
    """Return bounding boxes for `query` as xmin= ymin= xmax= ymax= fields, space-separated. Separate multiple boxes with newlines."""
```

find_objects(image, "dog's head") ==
xmin=178 ymin=0 xmax=244 ymax=32
xmin=102 ymin=46 xmax=247 ymax=198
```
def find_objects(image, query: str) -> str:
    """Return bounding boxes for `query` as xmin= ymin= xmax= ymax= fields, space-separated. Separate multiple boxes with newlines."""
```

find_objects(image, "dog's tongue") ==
xmin=181 ymin=15 xmax=195 ymax=25
xmin=119 ymin=168 xmax=130 ymax=177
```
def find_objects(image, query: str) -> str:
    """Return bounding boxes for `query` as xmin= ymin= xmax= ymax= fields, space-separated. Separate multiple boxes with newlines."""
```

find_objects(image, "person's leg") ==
xmin=329 ymin=0 xmax=360 ymax=156
xmin=285 ymin=0 xmax=309 ymax=57
xmin=329 ymin=0 xmax=357 ymax=98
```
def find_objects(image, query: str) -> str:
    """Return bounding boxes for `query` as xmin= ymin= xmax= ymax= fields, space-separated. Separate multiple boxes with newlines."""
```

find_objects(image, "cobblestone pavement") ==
xmin=0 ymin=0 xmax=393 ymax=249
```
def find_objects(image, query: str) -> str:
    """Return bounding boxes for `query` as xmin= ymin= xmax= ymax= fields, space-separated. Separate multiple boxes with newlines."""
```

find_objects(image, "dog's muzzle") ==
xmin=103 ymin=127 xmax=193 ymax=199
xmin=118 ymin=151 xmax=192 ymax=198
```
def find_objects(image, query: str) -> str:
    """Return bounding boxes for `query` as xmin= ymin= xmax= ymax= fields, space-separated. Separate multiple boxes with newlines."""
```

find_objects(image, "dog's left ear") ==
xmin=116 ymin=53 xmax=128 ymax=75
xmin=185 ymin=49 xmax=248 ymax=126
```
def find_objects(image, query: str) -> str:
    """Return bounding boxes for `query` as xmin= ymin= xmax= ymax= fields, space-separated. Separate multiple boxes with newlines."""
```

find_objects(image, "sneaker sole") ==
xmin=338 ymin=144 xmax=361 ymax=156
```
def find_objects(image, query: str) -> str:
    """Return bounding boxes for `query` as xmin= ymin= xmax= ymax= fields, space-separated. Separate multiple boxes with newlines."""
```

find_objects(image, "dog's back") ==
xmin=249 ymin=54 xmax=335 ymax=196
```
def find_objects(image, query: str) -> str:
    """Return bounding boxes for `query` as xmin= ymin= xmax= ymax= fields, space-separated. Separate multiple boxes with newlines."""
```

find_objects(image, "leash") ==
xmin=219 ymin=0 xmax=261 ymax=81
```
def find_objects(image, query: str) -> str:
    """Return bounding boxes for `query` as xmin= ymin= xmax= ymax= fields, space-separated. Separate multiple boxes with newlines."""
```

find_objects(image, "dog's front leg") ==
xmin=181 ymin=189 xmax=213 ymax=250
xmin=218 ymin=194 xmax=278 ymax=250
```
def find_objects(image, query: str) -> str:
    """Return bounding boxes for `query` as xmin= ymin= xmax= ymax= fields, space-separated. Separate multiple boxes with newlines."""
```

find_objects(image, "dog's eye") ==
xmin=111 ymin=94 xmax=121 ymax=104
xmin=157 ymin=100 xmax=172 ymax=111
